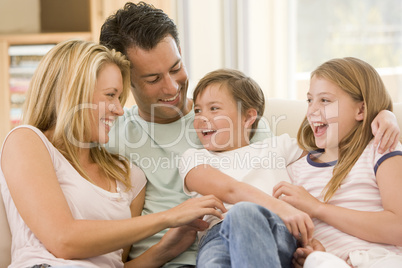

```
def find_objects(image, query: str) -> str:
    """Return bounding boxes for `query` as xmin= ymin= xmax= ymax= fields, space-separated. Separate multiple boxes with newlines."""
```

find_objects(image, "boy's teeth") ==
xmin=202 ymin=129 xmax=216 ymax=136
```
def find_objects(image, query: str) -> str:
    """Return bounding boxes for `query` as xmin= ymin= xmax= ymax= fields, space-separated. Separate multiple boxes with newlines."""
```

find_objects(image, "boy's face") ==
xmin=193 ymin=84 xmax=250 ymax=152
xmin=126 ymin=35 xmax=191 ymax=124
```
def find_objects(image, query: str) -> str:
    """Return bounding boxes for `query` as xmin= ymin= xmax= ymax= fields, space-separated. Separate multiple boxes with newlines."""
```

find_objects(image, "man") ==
xmin=100 ymin=2 xmax=243 ymax=267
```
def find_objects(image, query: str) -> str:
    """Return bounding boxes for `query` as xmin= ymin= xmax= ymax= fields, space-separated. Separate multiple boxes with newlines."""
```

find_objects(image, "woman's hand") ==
xmin=273 ymin=181 xmax=323 ymax=218
xmin=163 ymin=195 xmax=226 ymax=228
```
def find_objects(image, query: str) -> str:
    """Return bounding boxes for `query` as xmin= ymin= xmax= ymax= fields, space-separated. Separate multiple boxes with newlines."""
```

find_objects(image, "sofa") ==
xmin=0 ymin=98 xmax=401 ymax=267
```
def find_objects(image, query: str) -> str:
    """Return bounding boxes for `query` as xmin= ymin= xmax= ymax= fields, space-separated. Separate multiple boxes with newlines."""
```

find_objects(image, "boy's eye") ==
xmin=194 ymin=108 xmax=201 ymax=114
xmin=306 ymin=98 xmax=312 ymax=103
xmin=210 ymin=107 xmax=219 ymax=111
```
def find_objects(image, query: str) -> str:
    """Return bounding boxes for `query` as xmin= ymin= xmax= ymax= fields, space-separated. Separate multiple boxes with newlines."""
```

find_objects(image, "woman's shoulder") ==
xmin=3 ymin=125 xmax=47 ymax=147
xmin=1 ymin=125 xmax=55 ymax=160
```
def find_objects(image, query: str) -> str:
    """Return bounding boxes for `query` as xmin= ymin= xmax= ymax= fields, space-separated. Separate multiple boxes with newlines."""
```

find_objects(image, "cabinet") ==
xmin=0 ymin=0 xmax=102 ymax=143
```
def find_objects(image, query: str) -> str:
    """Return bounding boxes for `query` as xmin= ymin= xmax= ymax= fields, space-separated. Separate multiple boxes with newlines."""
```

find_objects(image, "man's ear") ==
xmin=244 ymin=108 xmax=258 ymax=128
xmin=356 ymin=101 xmax=365 ymax=121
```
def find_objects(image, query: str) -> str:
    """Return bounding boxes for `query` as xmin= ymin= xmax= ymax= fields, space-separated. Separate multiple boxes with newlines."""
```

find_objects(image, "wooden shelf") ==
xmin=0 ymin=32 xmax=93 ymax=143
xmin=0 ymin=32 xmax=92 ymax=45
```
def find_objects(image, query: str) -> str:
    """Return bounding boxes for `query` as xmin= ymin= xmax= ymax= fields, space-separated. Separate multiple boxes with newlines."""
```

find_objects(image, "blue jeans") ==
xmin=197 ymin=202 xmax=297 ymax=268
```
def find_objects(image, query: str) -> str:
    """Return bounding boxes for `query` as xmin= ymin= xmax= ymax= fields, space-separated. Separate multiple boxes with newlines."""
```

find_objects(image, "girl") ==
xmin=0 ymin=40 xmax=225 ymax=268
xmin=273 ymin=57 xmax=402 ymax=268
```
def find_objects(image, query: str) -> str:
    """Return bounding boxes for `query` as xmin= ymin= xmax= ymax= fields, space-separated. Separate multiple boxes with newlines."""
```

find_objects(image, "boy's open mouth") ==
xmin=201 ymin=129 xmax=217 ymax=136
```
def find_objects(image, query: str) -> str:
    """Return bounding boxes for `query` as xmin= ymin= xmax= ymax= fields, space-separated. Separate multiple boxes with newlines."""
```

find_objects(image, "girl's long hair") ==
xmin=297 ymin=57 xmax=393 ymax=202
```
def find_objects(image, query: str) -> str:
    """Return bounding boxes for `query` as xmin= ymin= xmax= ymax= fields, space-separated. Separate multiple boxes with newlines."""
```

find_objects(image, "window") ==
xmin=175 ymin=0 xmax=402 ymax=102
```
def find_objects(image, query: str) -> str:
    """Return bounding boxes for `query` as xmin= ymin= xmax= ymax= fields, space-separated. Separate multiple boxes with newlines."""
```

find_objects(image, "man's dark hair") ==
xmin=99 ymin=1 xmax=180 ymax=57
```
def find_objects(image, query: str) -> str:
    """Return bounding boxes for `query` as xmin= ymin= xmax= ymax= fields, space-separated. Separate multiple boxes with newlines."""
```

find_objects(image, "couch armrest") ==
xmin=0 ymin=187 xmax=11 ymax=267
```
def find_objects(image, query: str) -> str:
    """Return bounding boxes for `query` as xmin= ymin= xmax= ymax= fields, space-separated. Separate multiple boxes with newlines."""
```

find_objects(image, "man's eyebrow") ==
xmin=139 ymin=59 xmax=182 ymax=79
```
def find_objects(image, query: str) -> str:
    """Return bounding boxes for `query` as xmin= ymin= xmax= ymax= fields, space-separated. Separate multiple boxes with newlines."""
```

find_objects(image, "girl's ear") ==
xmin=356 ymin=101 xmax=365 ymax=121
xmin=244 ymin=108 xmax=258 ymax=128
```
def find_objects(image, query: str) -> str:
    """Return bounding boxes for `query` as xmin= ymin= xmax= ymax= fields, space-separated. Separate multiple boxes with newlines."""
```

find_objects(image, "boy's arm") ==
xmin=185 ymin=164 xmax=314 ymax=246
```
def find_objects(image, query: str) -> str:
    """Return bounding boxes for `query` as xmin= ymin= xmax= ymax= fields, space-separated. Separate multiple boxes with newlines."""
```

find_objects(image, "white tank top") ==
xmin=0 ymin=125 xmax=147 ymax=268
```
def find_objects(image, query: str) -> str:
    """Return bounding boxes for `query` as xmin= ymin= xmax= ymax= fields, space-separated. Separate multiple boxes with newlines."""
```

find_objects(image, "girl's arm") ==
xmin=185 ymin=164 xmax=314 ymax=246
xmin=273 ymin=154 xmax=402 ymax=246
xmin=1 ymin=128 xmax=226 ymax=260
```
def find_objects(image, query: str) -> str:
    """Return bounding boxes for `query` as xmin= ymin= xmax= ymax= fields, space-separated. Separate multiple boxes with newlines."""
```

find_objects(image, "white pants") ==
xmin=304 ymin=248 xmax=402 ymax=268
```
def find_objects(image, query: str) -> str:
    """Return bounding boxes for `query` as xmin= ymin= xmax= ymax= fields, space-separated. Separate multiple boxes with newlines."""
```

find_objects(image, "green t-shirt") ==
xmin=106 ymin=105 xmax=271 ymax=267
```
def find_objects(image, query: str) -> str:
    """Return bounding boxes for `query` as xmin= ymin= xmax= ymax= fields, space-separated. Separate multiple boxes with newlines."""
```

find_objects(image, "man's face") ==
xmin=127 ymin=36 xmax=191 ymax=124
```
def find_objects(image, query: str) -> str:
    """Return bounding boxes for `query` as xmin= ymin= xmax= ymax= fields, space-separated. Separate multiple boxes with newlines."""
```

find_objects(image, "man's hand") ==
xmin=293 ymin=239 xmax=325 ymax=268
xmin=372 ymin=110 xmax=400 ymax=153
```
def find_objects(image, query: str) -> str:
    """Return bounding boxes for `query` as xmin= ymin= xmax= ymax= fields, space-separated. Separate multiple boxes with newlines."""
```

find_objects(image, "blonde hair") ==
xmin=297 ymin=57 xmax=393 ymax=202
xmin=193 ymin=68 xmax=265 ymax=139
xmin=23 ymin=39 xmax=132 ymax=189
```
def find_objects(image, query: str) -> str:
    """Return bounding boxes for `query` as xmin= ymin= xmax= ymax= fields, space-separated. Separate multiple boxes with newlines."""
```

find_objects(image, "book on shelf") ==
xmin=8 ymin=44 xmax=55 ymax=125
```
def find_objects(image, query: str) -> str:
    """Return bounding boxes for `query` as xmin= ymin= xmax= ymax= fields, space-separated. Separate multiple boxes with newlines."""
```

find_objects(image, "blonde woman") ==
xmin=0 ymin=40 xmax=225 ymax=268
xmin=273 ymin=57 xmax=402 ymax=268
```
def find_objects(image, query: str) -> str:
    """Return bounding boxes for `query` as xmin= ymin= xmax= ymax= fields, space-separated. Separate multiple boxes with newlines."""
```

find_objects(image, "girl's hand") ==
xmin=273 ymin=181 xmax=323 ymax=218
xmin=164 ymin=195 xmax=226 ymax=228
xmin=274 ymin=201 xmax=314 ymax=247
xmin=371 ymin=110 xmax=400 ymax=153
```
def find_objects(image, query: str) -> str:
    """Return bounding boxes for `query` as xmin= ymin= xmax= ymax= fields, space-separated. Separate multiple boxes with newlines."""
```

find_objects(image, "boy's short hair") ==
xmin=193 ymin=68 xmax=265 ymax=139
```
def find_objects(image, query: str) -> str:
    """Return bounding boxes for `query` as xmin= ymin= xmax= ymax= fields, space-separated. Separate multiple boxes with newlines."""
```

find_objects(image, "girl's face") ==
xmin=193 ymin=84 xmax=252 ymax=152
xmin=91 ymin=63 xmax=124 ymax=144
xmin=307 ymin=75 xmax=363 ymax=156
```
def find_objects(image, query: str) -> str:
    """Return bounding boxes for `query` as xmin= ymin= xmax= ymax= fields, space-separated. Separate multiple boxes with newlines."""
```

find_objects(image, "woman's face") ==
xmin=90 ymin=63 xmax=124 ymax=144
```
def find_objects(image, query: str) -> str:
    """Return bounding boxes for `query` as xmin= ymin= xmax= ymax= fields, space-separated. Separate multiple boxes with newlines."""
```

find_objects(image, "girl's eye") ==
xmin=211 ymin=107 xmax=219 ymax=111
xmin=321 ymin=98 xmax=330 ymax=103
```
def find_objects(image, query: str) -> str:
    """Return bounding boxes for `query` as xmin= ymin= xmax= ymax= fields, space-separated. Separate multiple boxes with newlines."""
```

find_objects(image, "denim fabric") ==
xmin=197 ymin=202 xmax=297 ymax=268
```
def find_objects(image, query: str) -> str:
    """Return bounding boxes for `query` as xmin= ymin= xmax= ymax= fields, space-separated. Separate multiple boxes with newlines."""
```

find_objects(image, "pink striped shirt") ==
xmin=288 ymin=140 xmax=402 ymax=261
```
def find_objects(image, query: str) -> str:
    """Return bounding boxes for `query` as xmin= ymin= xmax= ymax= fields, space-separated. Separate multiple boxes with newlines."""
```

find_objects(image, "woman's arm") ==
xmin=185 ymin=164 xmax=314 ymax=245
xmin=122 ymin=187 xmax=146 ymax=262
xmin=1 ymin=128 xmax=226 ymax=260
xmin=273 ymin=154 xmax=402 ymax=246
